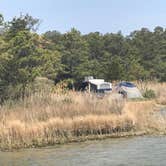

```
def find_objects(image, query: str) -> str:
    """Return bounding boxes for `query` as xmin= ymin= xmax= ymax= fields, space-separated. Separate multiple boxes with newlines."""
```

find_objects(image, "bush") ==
xmin=143 ymin=89 xmax=156 ymax=99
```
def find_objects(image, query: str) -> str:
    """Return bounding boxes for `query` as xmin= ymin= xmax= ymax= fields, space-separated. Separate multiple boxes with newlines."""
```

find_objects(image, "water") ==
xmin=1 ymin=136 xmax=166 ymax=166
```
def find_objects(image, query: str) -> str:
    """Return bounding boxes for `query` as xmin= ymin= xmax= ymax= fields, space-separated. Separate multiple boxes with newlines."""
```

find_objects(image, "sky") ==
xmin=0 ymin=0 xmax=166 ymax=35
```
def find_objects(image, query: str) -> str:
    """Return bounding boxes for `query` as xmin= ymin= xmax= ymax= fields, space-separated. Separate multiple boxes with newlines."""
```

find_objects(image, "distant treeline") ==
xmin=0 ymin=14 xmax=165 ymax=101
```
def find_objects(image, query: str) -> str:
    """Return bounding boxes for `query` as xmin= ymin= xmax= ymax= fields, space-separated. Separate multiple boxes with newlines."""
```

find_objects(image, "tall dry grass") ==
xmin=0 ymin=82 xmax=165 ymax=150
xmin=136 ymin=81 xmax=166 ymax=104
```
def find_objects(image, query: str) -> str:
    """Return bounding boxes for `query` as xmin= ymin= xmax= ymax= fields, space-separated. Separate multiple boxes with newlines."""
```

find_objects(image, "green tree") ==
xmin=103 ymin=55 xmax=125 ymax=81
xmin=6 ymin=14 xmax=40 ymax=39
xmin=59 ymin=28 xmax=90 ymax=83
xmin=0 ymin=14 xmax=4 ymax=25
xmin=0 ymin=14 xmax=61 ymax=101
xmin=40 ymin=49 xmax=62 ymax=80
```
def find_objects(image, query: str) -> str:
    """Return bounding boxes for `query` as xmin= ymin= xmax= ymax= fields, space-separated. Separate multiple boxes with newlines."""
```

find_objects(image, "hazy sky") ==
xmin=0 ymin=0 xmax=166 ymax=35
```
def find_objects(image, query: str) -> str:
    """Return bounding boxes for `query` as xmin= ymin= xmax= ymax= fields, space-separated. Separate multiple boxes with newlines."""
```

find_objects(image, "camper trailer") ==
xmin=82 ymin=76 xmax=112 ymax=95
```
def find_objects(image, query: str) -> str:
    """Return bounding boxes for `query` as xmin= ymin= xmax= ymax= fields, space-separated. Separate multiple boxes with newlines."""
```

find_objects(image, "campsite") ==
xmin=0 ymin=12 xmax=165 ymax=150
xmin=81 ymin=76 xmax=143 ymax=99
xmin=0 ymin=1 xmax=166 ymax=165
xmin=0 ymin=12 xmax=165 ymax=152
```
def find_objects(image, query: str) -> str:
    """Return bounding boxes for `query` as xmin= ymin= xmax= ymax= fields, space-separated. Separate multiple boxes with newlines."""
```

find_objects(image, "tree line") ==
xmin=0 ymin=14 xmax=165 ymax=102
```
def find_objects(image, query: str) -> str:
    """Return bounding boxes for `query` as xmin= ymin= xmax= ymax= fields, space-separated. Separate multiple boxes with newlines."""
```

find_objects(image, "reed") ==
xmin=136 ymin=81 xmax=166 ymax=104
xmin=0 ymin=82 xmax=165 ymax=150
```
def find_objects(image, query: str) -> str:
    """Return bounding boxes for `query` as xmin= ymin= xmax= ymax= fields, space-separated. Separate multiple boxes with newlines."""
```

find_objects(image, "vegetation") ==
xmin=0 ymin=13 xmax=165 ymax=150
xmin=137 ymin=81 xmax=166 ymax=105
xmin=0 ymin=82 xmax=164 ymax=150
xmin=143 ymin=89 xmax=156 ymax=99
xmin=0 ymin=13 xmax=165 ymax=101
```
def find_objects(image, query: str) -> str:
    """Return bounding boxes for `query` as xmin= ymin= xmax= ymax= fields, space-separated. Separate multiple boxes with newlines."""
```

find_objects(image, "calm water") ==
xmin=1 ymin=136 xmax=166 ymax=166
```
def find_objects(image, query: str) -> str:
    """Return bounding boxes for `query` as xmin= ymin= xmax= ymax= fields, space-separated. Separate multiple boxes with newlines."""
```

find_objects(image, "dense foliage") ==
xmin=0 ymin=14 xmax=165 ymax=101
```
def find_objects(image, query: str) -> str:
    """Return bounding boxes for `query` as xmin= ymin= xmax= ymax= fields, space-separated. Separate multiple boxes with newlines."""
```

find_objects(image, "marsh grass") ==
xmin=136 ymin=81 xmax=166 ymax=104
xmin=0 ymin=82 xmax=165 ymax=150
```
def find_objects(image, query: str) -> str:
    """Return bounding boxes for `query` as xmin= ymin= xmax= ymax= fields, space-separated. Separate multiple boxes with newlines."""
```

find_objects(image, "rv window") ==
xmin=97 ymin=89 xmax=111 ymax=93
xmin=100 ymin=83 xmax=110 ymax=89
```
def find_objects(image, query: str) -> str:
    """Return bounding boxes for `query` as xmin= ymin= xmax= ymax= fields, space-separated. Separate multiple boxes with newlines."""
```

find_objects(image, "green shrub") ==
xmin=143 ymin=89 xmax=156 ymax=99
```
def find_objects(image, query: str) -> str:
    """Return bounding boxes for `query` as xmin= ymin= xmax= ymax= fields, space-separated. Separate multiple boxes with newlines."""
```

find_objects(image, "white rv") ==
xmin=83 ymin=76 xmax=112 ymax=94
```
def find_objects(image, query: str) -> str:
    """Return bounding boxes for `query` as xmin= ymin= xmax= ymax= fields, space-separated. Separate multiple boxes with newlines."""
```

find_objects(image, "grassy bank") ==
xmin=0 ymin=82 xmax=165 ymax=150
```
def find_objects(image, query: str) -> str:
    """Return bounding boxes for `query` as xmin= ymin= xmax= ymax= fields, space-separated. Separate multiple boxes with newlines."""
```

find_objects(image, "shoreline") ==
xmin=2 ymin=130 xmax=166 ymax=152
xmin=0 ymin=104 xmax=165 ymax=151
xmin=0 ymin=131 xmax=149 ymax=151
xmin=0 ymin=103 xmax=166 ymax=151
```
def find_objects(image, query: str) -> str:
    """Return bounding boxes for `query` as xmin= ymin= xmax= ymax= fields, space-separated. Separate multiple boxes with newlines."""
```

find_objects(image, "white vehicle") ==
xmin=83 ymin=76 xmax=112 ymax=95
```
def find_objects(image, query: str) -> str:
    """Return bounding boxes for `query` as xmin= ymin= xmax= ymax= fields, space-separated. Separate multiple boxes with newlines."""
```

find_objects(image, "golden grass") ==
xmin=0 ymin=82 xmax=165 ymax=150
xmin=136 ymin=81 xmax=166 ymax=104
